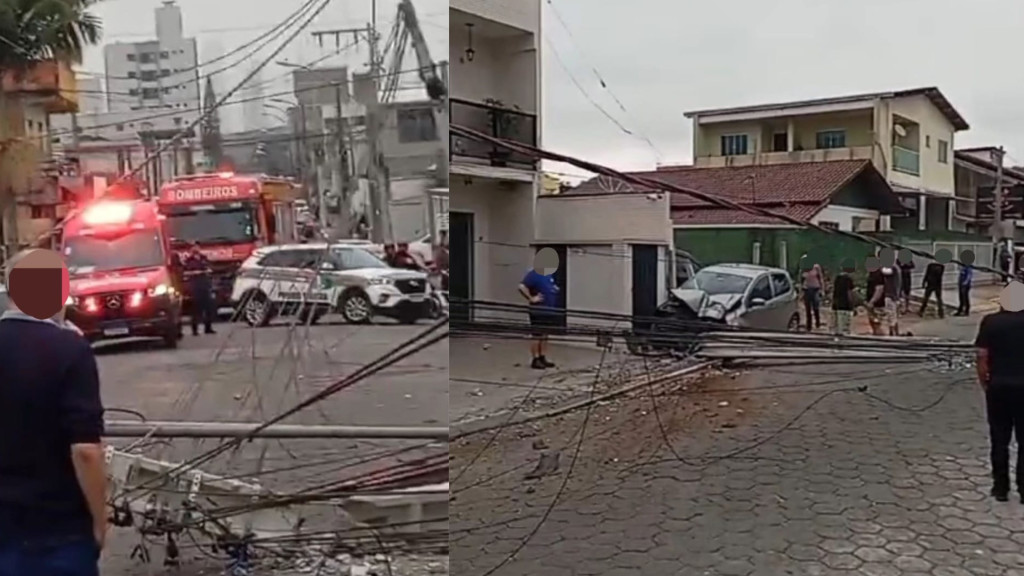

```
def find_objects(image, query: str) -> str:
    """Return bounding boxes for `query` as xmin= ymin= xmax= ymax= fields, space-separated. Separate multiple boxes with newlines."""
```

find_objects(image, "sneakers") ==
xmin=530 ymin=356 xmax=556 ymax=370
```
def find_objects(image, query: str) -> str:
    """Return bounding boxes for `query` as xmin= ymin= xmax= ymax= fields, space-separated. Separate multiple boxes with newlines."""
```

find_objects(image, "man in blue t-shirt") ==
xmin=519 ymin=267 xmax=560 ymax=369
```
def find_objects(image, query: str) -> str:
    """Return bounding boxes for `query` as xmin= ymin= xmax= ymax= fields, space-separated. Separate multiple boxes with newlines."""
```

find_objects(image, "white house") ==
xmin=449 ymin=0 xmax=542 ymax=321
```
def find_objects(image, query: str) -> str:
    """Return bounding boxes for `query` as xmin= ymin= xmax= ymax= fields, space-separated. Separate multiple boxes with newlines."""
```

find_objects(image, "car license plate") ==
xmin=103 ymin=327 xmax=130 ymax=337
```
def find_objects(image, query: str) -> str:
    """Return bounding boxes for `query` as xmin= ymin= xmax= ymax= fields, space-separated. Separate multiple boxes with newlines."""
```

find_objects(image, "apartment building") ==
xmin=53 ymin=1 xmax=201 ymax=147
xmin=449 ymin=0 xmax=542 ymax=320
xmin=684 ymin=88 xmax=970 ymax=234
xmin=0 ymin=60 xmax=78 ymax=249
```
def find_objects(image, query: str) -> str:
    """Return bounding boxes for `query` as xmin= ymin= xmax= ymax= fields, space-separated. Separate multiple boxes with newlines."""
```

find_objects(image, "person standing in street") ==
xmin=800 ymin=258 xmax=824 ymax=331
xmin=881 ymin=265 xmax=902 ymax=336
xmin=974 ymin=301 xmax=1024 ymax=502
xmin=519 ymin=250 xmax=560 ymax=370
xmin=956 ymin=252 xmax=975 ymax=317
xmin=919 ymin=256 xmax=947 ymax=319
xmin=897 ymin=252 xmax=915 ymax=314
xmin=183 ymin=243 xmax=216 ymax=336
xmin=866 ymin=261 xmax=887 ymax=336
xmin=0 ymin=250 xmax=108 ymax=575
xmin=831 ymin=260 xmax=856 ymax=335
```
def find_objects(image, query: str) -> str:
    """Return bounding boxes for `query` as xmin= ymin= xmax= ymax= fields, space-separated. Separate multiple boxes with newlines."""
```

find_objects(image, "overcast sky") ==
xmin=81 ymin=0 xmax=447 ymax=131
xmin=539 ymin=0 xmax=1024 ymax=179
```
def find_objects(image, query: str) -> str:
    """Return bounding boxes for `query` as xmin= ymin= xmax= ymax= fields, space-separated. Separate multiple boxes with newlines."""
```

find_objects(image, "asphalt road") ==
xmin=450 ymin=317 xmax=1020 ymax=576
xmin=93 ymin=315 xmax=449 ymax=575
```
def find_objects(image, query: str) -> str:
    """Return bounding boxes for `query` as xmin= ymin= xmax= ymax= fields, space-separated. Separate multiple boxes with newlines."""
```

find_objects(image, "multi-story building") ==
xmin=449 ymin=0 xmax=542 ymax=320
xmin=0 ymin=60 xmax=79 ymax=249
xmin=53 ymin=0 xmax=201 ymax=146
xmin=684 ymin=88 xmax=970 ymax=234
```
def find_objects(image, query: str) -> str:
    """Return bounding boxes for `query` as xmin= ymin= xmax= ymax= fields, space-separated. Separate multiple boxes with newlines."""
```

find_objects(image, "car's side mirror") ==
xmin=749 ymin=297 xmax=766 ymax=307
xmin=320 ymin=262 xmax=336 ymax=271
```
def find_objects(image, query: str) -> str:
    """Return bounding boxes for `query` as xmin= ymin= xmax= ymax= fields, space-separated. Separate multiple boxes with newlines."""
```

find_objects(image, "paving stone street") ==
xmin=450 ymin=315 xmax=1023 ymax=575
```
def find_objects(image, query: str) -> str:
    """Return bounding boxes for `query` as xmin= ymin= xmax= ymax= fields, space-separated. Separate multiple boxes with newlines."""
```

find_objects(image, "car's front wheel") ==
xmin=340 ymin=291 xmax=373 ymax=324
xmin=242 ymin=291 xmax=273 ymax=327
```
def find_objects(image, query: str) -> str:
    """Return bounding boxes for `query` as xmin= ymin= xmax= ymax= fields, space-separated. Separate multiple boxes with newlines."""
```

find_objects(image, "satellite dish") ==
xmin=893 ymin=124 xmax=907 ymax=138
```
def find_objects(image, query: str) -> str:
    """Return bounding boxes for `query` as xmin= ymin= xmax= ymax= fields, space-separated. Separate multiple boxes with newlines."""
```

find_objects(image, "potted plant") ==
xmin=483 ymin=98 xmax=521 ymax=166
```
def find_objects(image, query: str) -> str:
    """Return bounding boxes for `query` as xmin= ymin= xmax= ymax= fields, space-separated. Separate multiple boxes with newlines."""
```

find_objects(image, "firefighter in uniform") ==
xmin=183 ymin=243 xmax=217 ymax=336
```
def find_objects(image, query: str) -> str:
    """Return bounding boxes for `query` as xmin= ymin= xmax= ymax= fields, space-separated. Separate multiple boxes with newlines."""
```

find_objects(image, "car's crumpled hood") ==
xmin=670 ymin=288 xmax=742 ymax=321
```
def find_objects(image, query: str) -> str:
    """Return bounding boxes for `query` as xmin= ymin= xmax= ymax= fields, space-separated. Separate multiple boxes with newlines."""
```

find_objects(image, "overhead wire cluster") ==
xmin=448 ymin=119 xmax=989 ymax=573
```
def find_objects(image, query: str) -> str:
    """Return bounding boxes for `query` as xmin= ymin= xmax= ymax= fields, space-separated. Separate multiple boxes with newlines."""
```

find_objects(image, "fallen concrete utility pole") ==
xmin=104 ymin=421 xmax=449 ymax=440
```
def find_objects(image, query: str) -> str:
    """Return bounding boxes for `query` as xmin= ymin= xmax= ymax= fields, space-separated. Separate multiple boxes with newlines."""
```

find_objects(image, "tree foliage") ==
xmin=0 ymin=0 xmax=103 ymax=72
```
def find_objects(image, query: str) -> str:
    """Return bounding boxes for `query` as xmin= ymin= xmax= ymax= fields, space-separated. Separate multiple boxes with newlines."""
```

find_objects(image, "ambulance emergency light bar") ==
xmin=81 ymin=202 xmax=134 ymax=226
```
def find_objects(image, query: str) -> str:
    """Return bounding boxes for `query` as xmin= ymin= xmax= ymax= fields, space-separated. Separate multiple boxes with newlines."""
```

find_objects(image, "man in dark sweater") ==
xmin=919 ymin=257 xmax=947 ymax=319
xmin=0 ymin=252 xmax=108 ymax=575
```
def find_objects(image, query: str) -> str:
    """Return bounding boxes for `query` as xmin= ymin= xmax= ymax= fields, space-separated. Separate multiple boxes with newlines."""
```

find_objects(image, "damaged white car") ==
xmin=669 ymin=263 xmax=801 ymax=331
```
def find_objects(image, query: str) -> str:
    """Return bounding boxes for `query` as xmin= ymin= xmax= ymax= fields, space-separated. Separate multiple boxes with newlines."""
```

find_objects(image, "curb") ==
xmin=451 ymin=361 xmax=717 ymax=440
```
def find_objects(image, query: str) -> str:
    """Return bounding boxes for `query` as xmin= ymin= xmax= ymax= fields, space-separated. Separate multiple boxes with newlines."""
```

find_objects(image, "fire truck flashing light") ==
xmin=82 ymin=202 xmax=134 ymax=226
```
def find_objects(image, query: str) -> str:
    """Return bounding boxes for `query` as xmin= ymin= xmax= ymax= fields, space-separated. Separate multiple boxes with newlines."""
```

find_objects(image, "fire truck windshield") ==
xmin=165 ymin=208 xmax=256 ymax=246
xmin=64 ymin=231 xmax=165 ymax=274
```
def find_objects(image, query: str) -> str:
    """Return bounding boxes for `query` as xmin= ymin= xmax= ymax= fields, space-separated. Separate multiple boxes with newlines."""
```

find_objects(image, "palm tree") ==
xmin=0 ymin=0 xmax=102 ymax=248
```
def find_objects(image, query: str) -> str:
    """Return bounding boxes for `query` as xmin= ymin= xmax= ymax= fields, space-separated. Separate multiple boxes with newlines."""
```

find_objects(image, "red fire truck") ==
xmin=156 ymin=173 xmax=302 ymax=307
xmin=61 ymin=200 xmax=184 ymax=347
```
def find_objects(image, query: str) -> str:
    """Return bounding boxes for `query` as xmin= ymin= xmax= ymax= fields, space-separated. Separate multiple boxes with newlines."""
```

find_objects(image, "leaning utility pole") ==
xmin=311 ymin=21 xmax=392 ymax=242
xmin=992 ymin=146 xmax=1013 ymax=278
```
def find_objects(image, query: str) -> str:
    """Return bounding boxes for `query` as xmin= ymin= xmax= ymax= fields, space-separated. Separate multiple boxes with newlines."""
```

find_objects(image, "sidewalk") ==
xmin=450 ymin=336 xmax=641 ymax=424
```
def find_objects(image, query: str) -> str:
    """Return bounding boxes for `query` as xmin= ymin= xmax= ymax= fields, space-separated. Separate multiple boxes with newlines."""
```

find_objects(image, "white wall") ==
xmin=566 ymin=245 xmax=631 ymax=328
xmin=450 ymin=177 xmax=534 ymax=319
xmin=450 ymin=0 xmax=540 ymax=34
xmin=536 ymin=193 xmax=672 ymax=245
xmin=810 ymin=205 xmax=880 ymax=232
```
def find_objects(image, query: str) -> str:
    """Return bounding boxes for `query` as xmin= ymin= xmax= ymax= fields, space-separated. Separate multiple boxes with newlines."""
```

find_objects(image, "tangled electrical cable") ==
xmin=451 ymin=348 xmax=975 ymax=573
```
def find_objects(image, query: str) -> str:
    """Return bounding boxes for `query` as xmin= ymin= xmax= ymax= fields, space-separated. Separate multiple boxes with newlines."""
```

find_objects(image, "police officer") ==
xmin=183 ymin=243 xmax=216 ymax=336
xmin=975 ymin=300 xmax=1024 ymax=502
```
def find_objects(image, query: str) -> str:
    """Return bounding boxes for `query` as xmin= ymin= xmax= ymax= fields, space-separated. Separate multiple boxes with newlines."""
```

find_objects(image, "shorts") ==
xmin=529 ymin=309 xmax=562 ymax=337
xmin=868 ymin=305 xmax=889 ymax=326
xmin=885 ymin=301 xmax=899 ymax=328
xmin=900 ymin=275 xmax=912 ymax=297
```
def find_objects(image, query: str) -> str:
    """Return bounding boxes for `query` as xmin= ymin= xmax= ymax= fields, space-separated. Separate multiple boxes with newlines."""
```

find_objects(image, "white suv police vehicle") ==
xmin=230 ymin=243 xmax=431 ymax=326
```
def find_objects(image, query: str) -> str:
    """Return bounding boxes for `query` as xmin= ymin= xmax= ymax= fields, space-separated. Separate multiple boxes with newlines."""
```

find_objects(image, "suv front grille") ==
xmin=394 ymin=278 xmax=426 ymax=295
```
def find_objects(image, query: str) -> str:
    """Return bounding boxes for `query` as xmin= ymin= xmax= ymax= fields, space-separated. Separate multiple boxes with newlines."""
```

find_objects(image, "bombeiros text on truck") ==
xmin=156 ymin=172 xmax=302 ymax=310
xmin=61 ymin=200 xmax=184 ymax=348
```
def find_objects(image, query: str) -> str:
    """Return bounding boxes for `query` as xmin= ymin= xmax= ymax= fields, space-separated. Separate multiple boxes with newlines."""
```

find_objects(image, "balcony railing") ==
xmin=892 ymin=145 xmax=920 ymax=176
xmin=450 ymin=98 xmax=537 ymax=169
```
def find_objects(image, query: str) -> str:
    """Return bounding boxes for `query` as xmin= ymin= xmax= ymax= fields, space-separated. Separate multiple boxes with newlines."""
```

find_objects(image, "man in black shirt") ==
xmin=865 ymin=265 xmax=887 ymax=336
xmin=0 ymin=252 xmax=108 ymax=574
xmin=183 ymin=243 xmax=216 ymax=336
xmin=975 ymin=307 xmax=1024 ymax=502
xmin=831 ymin=260 xmax=856 ymax=335
xmin=919 ymin=260 xmax=946 ymax=319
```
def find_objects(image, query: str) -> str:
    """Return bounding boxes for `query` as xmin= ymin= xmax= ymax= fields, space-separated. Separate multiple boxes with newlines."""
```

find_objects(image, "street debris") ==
xmin=524 ymin=450 xmax=561 ymax=480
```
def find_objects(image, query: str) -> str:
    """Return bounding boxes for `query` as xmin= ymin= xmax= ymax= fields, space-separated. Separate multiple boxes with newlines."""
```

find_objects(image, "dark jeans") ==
xmin=190 ymin=283 xmax=216 ymax=334
xmin=920 ymin=285 xmax=944 ymax=318
xmin=803 ymin=287 xmax=821 ymax=330
xmin=987 ymin=384 xmax=1024 ymax=496
xmin=0 ymin=533 xmax=98 ymax=576
xmin=957 ymin=285 xmax=971 ymax=315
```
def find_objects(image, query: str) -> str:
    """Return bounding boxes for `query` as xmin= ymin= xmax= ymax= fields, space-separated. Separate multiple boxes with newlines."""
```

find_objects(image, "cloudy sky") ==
xmin=539 ymin=0 xmax=1024 ymax=178
xmin=80 ymin=0 xmax=447 ymax=132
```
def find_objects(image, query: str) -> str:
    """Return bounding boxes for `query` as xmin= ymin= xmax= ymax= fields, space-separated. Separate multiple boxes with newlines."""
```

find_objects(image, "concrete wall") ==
xmin=695 ymin=110 xmax=873 ymax=158
xmin=565 ymin=245 xmax=630 ymax=328
xmin=450 ymin=178 xmax=534 ymax=318
xmin=887 ymin=94 xmax=956 ymax=195
xmin=535 ymin=193 xmax=672 ymax=245
xmin=450 ymin=0 xmax=540 ymax=35
xmin=811 ymin=205 xmax=880 ymax=232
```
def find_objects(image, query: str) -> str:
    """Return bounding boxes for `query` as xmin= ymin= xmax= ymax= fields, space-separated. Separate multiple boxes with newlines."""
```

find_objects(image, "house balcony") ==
xmin=892 ymin=145 xmax=921 ymax=176
xmin=1 ymin=60 xmax=78 ymax=114
xmin=450 ymin=97 xmax=538 ymax=171
xmin=693 ymin=146 xmax=873 ymax=168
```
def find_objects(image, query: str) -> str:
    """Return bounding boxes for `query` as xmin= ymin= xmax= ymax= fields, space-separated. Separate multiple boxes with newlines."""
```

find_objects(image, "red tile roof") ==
xmin=569 ymin=160 xmax=883 ymax=226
